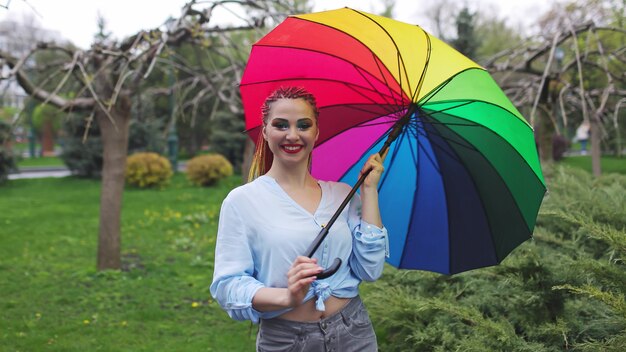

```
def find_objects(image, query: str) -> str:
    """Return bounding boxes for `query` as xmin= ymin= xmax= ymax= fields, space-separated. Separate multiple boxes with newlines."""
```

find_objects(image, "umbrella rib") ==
xmin=426 ymin=107 xmax=546 ymax=195
xmin=241 ymin=77 xmax=401 ymax=109
xmin=418 ymin=68 xmax=535 ymax=135
xmin=249 ymin=43 xmax=406 ymax=110
xmin=352 ymin=61 xmax=406 ymax=108
xmin=350 ymin=8 xmax=414 ymax=98
xmin=313 ymin=109 xmax=402 ymax=150
xmin=352 ymin=118 xmax=403 ymax=129
xmin=323 ymin=104 xmax=403 ymax=119
xmin=410 ymin=26 xmax=432 ymax=103
xmin=417 ymin=69 xmax=455 ymax=106
xmin=422 ymin=118 xmax=510 ymax=264
xmin=421 ymin=101 xmax=545 ymax=189
xmin=370 ymin=51 xmax=407 ymax=108
xmin=412 ymin=119 xmax=471 ymax=165
xmin=399 ymin=133 xmax=422 ymax=269
xmin=334 ymin=128 xmax=392 ymax=183
xmin=379 ymin=124 xmax=414 ymax=188
xmin=425 ymin=114 xmax=541 ymax=238
xmin=405 ymin=122 xmax=421 ymax=171
xmin=340 ymin=81 xmax=405 ymax=115
xmin=425 ymin=98 xmax=536 ymax=134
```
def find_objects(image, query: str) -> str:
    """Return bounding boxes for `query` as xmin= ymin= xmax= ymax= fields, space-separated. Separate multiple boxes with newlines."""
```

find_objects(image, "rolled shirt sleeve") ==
xmin=210 ymin=197 xmax=265 ymax=323
xmin=347 ymin=193 xmax=389 ymax=282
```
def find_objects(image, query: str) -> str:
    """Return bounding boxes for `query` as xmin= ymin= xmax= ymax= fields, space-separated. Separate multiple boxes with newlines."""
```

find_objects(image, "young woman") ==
xmin=210 ymin=86 xmax=388 ymax=351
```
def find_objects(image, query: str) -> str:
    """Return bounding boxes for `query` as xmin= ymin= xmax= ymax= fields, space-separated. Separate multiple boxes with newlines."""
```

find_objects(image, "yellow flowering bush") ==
xmin=125 ymin=152 xmax=173 ymax=188
xmin=186 ymin=154 xmax=233 ymax=187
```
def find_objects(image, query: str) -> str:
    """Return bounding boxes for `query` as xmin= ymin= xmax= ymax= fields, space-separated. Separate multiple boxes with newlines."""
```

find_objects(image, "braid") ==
xmin=261 ymin=86 xmax=319 ymax=124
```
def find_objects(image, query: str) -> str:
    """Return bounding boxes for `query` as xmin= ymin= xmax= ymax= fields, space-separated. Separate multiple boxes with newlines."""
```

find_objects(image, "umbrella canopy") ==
xmin=240 ymin=8 xmax=546 ymax=275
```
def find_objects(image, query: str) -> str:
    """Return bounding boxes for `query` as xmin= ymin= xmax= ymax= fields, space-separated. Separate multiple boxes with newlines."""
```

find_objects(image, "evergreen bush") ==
xmin=209 ymin=111 xmax=246 ymax=170
xmin=59 ymin=115 xmax=103 ymax=178
xmin=125 ymin=152 xmax=172 ymax=188
xmin=186 ymin=153 xmax=233 ymax=187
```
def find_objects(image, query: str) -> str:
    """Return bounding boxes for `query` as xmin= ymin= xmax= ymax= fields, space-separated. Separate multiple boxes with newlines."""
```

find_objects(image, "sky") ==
xmin=0 ymin=0 xmax=554 ymax=49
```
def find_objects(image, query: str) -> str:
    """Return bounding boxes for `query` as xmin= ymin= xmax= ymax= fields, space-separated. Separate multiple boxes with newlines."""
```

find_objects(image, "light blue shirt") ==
xmin=210 ymin=175 xmax=389 ymax=323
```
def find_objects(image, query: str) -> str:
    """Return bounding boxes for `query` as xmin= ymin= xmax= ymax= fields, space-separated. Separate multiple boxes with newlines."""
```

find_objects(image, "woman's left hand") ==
xmin=359 ymin=152 xmax=387 ymax=190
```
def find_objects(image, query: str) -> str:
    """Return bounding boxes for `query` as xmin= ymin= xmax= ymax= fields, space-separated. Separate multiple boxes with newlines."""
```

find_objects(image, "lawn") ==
xmin=16 ymin=156 xmax=65 ymax=168
xmin=559 ymin=155 xmax=626 ymax=175
xmin=0 ymin=174 xmax=258 ymax=351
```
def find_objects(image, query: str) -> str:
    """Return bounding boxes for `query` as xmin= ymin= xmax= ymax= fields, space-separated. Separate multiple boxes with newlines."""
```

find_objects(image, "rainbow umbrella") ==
xmin=240 ymin=8 xmax=546 ymax=275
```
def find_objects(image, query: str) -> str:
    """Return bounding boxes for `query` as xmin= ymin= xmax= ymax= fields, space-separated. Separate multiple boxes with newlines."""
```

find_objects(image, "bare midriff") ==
xmin=278 ymin=296 xmax=351 ymax=322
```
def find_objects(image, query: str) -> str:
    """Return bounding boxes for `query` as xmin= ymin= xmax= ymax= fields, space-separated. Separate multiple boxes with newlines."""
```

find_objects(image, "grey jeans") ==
xmin=256 ymin=296 xmax=377 ymax=352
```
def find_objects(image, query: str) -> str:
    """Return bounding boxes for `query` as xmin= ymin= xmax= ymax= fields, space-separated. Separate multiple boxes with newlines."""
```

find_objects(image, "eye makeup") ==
xmin=269 ymin=118 xmax=314 ymax=131
xmin=296 ymin=119 xmax=313 ymax=130
xmin=270 ymin=119 xmax=289 ymax=130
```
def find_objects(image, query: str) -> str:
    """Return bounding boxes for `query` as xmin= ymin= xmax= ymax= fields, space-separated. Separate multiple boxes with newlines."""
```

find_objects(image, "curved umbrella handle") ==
xmin=304 ymin=226 xmax=342 ymax=279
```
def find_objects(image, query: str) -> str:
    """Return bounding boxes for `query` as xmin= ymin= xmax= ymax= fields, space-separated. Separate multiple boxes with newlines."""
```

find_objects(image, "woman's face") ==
xmin=262 ymin=98 xmax=319 ymax=167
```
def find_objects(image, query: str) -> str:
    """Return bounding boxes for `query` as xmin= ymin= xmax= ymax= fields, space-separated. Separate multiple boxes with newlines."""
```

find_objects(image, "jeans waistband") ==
xmin=259 ymin=296 xmax=362 ymax=333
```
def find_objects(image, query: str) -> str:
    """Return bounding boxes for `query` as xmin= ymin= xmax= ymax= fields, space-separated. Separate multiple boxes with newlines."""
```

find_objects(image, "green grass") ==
xmin=0 ymin=174 xmax=259 ymax=351
xmin=559 ymin=155 xmax=626 ymax=175
xmin=16 ymin=156 xmax=65 ymax=168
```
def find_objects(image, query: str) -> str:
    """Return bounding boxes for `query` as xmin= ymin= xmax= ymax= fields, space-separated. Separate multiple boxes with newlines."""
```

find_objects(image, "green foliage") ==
xmin=60 ymin=113 xmax=167 ymax=179
xmin=0 ymin=120 xmax=16 ymax=183
xmin=32 ymin=104 xmax=63 ymax=134
xmin=186 ymin=153 xmax=233 ymax=187
xmin=127 ymin=118 xmax=166 ymax=155
xmin=209 ymin=111 xmax=246 ymax=170
xmin=59 ymin=115 xmax=103 ymax=178
xmin=452 ymin=7 xmax=479 ymax=59
xmin=125 ymin=152 xmax=173 ymax=189
xmin=474 ymin=16 xmax=523 ymax=63
xmin=368 ymin=165 xmax=626 ymax=351
xmin=0 ymin=106 xmax=19 ymax=122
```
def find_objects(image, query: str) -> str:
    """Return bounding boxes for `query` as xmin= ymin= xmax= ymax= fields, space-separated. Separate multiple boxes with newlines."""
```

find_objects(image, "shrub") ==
xmin=59 ymin=114 xmax=103 ymax=178
xmin=209 ymin=111 xmax=247 ymax=170
xmin=125 ymin=152 xmax=172 ymax=188
xmin=552 ymin=134 xmax=570 ymax=161
xmin=186 ymin=154 xmax=233 ymax=187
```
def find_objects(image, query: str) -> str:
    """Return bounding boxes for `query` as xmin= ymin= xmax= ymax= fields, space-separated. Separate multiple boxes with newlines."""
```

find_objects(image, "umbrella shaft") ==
xmin=305 ymin=107 xmax=415 ymax=258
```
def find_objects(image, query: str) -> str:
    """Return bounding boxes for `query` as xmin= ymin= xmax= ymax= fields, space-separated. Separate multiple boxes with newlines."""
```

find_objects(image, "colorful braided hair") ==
xmin=247 ymin=86 xmax=320 ymax=182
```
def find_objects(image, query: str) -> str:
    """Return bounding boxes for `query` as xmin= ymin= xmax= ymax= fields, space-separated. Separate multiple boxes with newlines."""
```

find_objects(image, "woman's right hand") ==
xmin=284 ymin=256 xmax=323 ymax=308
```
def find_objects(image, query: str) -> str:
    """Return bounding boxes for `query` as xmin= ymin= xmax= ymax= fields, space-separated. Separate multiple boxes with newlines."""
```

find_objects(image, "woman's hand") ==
xmin=358 ymin=152 xmax=387 ymax=228
xmin=359 ymin=152 xmax=387 ymax=190
xmin=284 ymin=256 xmax=323 ymax=308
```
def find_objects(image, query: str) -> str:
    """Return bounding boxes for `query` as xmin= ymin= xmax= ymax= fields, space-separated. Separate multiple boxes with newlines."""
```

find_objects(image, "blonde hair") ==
xmin=248 ymin=86 xmax=319 ymax=182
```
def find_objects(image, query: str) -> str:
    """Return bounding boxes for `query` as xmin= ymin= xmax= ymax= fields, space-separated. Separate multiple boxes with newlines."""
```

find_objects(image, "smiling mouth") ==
xmin=281 ymin=145 xmax=304 ymax=154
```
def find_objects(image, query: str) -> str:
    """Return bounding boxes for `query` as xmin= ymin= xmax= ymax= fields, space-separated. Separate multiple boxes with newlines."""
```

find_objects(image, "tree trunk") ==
xmin=96 ymin=95 xmax=131 ymax=270
xmin=41 ymin=118 xmax=55 ymax=156
xmin=536 ymin=105 xmax=554 ymax=163
xmin=590 ymin=116 xmax=602 ymax=177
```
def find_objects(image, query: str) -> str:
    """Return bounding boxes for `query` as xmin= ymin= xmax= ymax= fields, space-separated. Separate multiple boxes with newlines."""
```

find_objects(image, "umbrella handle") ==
xmin=317 ymin=258 xmax=342 ymax=280
xmin=304 ymin=226 xmax=342 ymax=279
xmin=304 ymin=167 xmax=376 ymax=280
